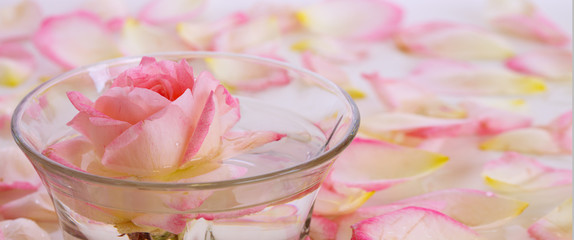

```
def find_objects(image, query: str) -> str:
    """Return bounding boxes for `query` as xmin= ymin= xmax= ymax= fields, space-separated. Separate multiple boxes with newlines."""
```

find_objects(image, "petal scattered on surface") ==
xmin=0 ymin=0 xmax=42 ymax=42
xmin=351 ymin=207 xmax=482 ymax=240
xmin=296 ymin=0 xmax=402 ymax=41
xmin=0 ymin=187 xmax=57 ymax=222
xmin=0 ymin=146 xmax=40 ymax=205
xmin=302 ymin=52 xmax=364 ymax=98
xmin=506 ymin=49 xmax=572 ymax=82
xmin=119 ymin=18 xmax=190 ymax=55
xmin=480 ymin=128 xmax=563 ymax=154
xmin=461 ymin=101 xmax=532 ymax=135
xmin=138 ymin=0 xmax=206 ymax=25
xmin=212 ymin=15 xmax=281 ymax=53
xmin=0 ymin=218 xmax=51 ymax=240
xmin=309 ymin=215 xmax=338 ymax=240
xmin=33 ymin=11 xmax=122 ymax=69
xmin=291 ymin=36 xmax=368 ymax=63
xmin=396 ymin=22 xmax=513 ymax=60
xmin=329 ymin=138 xmax=448 ymax=191
xmin=80 ymin=0 xmax=129 ymax=31
xmin=313 ymin=184 xmax=374 ymax=216
xmin=409 ymin=60 xmax=546 ymax=96
xmin=546 ymin=110 xmax=572 ymax=153
xmin=0 ymin=43 xmax=36 ymax=88
xmin=490 ymin=12 xmax=570 ymax=46
xmin=177 ymin=12 xmax=248 ymax=50
xmin=528 ymin=198 xmax=572 ymax=240
xmin=482 ymin=152 xmax=572 ymax=192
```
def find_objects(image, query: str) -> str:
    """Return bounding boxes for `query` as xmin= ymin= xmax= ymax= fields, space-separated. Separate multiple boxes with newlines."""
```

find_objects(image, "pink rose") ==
xmin=46 ymin=57 xmax=281 ymax=179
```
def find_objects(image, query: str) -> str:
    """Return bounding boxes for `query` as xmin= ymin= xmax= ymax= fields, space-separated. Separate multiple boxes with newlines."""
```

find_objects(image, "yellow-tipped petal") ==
xmin=343 ymin=86 xmax=366 ymax=99
xmin=516 ymin=76 xmax=547 ymax=93
xmin=291 ymin=40 xmax=310 ymax=52
xmin=480 ymin=128 xmax=562 ymax=154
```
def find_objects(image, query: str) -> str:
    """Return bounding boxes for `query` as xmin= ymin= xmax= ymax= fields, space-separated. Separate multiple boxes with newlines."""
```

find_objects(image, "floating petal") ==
xmin=329 ymin=138 xmax=448 ymax=191
xmin=528 ymin=198 xmax=572 ymax=240
xmin=480 ymin=128 xmax=563 ymax=154
xmin=506 ymin=49 xmax=572 ymax=82
xmin=351 ymin=207 xmax=483 ymax=240
xmin=296 ymin=0 xmax=402 ymax=41
xmin=396 ymin=22 xmax=513 ymax=60
xmin=409 ymin=60 xmax=546 ymax=96
xmin=120 ymin=18 xmax=190 ymax=55
xmin=0 ymin=0 xmax=42 ymax=42
xmin=482 ymin=152 xmax=572 ymax=192
xmin=138 ymin=0 xmax=206 ymax=25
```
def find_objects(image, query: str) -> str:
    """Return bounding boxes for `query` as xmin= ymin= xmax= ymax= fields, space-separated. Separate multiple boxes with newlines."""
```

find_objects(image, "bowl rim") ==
xmin=11 ymin=51 xmax=360 ymax=190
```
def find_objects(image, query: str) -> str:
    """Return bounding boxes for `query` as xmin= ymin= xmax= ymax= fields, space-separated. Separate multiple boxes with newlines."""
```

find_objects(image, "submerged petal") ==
xmin=351 ymin=207 xmax=482 ymax=240
xmin=0 ymin=0 xmax=42 ymax=42
xmin=329 ymin=138 xmax=448 ymax=191
xmin=482 ymin=152 xmax=572 ymax=192
xmin=528 ymin=198 xmax=572 ymax=240
xmin=33 ymin=11 xmax=122 ymax=69
xmin=138 ymin=0 xmax=206 ymax=25
xmin=506 ymin=49 xmax=573 ymax=82
xmin=296 ymin=0 xmax=402 ymax=41
xmin=396 ymin=22 xmax=513 ymax=60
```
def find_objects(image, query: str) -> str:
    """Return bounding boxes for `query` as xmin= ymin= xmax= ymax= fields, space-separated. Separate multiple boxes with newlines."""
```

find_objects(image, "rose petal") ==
xmin=336 ymin=188 xmax=528 ymax=239
xmin=396 ymin=22 xmax=513 ymax=60
xmin=0 ymin=43 xmax=35 ymax=88
xmin=302 ymin=52 xmax=365 ymax=99
xmin=296 ymin=0 xmax=402 ymax=41
xmin=546 ymin=110 xmax=572 ymax=153
xmin=80 ymin=0 xmax=129 ymax=31
xmin=138 ymin=0 xmax=206 ymax=25
xmin=119 ymin=18 xmax=190 ymax=55
xmin=219 ymin=130 xmax=285 ymax=160
xmin=0 ymin=146 xmax=40 ymax=205
xmin=0 ymin=187 xmax=56 ymax=222
xmin=480 ymin=128 xmax=563 ymax=154
xmin=506 ymin=49 xmax=572 ymax=82
xmin=309 ymin=215 xmax=338 ymax=240
xmin=409 ymin=60 xmax=546 ymax=96
xmin=328 ymin=138 xmax=447 ymax=192
xmin=132 ymin=213 xmax=189 ymax=234
xmin=528 ymin=198 xmax=572 ymax=240
xmin=313 ymin=184 xmax=374 ymax=216
xmin=205 ymin=53 xmax=290 ymax=91
xmin=482 ymin=152 xmax=572 ymax=192
xmin=351 ymin=207 xmax=482 ymax=240
xmin=461 ymin=101 xmax=532 ymax=135
xmin=247 ymin=3 xmax=300 ymax=33
xmin=0 ymin=0 xmax=42 ymax=42
xmin=291 ymin=36 xmax=368 ymax=63
xmin=177 ymin=12 xmax=249 ymax=51
xmin=212 ymin=15 xmax=281 ymax=53
xmin=94 ymin=87 xmax=171 ymax=124
xmin=0 ymin=218 xmax=51 ymax=240
xmin=33 ymin=10 xmax=122 ymax=69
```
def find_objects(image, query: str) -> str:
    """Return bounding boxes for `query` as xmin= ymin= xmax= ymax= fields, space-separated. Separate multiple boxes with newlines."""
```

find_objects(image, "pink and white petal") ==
xmin=138 ymin=0 xmax=206 ymax=25
xmin=396 ymin=22 xmax=513 ymax=60
xmin=102 ymin=104 xmax=191 ymax=176
xmin=482 ymin=152 xmax=572 ymax=192
xmin=546 ymin=110 xmax=572 ymax=153
xmin=0 ymin=54 xmax=34 ymax=88
xmin=313 ymin=184 xmax=374 ymax=216
xmin=42 ymin=136 xmax=94 ymax=171
xmin=247 ymin=3 xmax=300 ymax=33
xmin=528 ymin=198 xmax=572 ymax=240
xmin=351 ymin=207 xmax=483 ymax=240
xmin=177 ymin=12 xmax=248 ymax=50
xmin=291 ymin=36 xmax=368 ymax=63
xmin=80 ymin=0 xmax=129 ymax=31
xmin=296 ymin=0 xmax=402 ymax=41
xmin=0 ymin=187 xmax=56 ymax=222
xmin=0 ymin=0 xmax=42 ymax=42
xmin=212 ymin=16 xmax=281 ymax=53
xmin=491 ymin=13 xmax=570 ymax=46
xmin=206 ymin=54 xmax=291 ymax=91
xmin=506 ymin=49 xmax=572 ymax=82
xmin=302 ymin=51 xmax=352 ymax=87
xmin=0 ymin=146 xmax=40 ymax=204
xmin=219 ymin=130 xmax=285 ymax=160
xmin=119 ymin=19 xmax=190 ymax=55
xmin=329 ymin=138 xmax=448 ymax=191
xmin=409 ymin=60 xmax=547 ymax=96
xmin=0 ymin=218 xmax=51 ymax=240
xmin=480 ymin=128 xmax=563 ymax=155
xmin=461 ymin=101 xmax=532 ymax=135
xmin=309 ymin=215 xmax=338 ymax=240
xmin=33 ymin=11 xmax=122 ymax=69
xmin=94 ymin=87 xmax=171 ymax=125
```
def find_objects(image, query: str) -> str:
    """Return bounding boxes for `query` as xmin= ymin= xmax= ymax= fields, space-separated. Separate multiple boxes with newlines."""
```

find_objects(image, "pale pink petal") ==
xmin=528 ymin=198 xmax=572 ymax=240
xmin=177 ymin=12 xmax=248 ymax=50
xmin=362 ymin=72 xmax=465 ymax=117
xmin=396 ymin=22 xmax=513 ymax=60
xmin=0 ymin=146 xmax=40 ymax=205
xmin=94 ymin=87 xmax=171 ymax=124
xmin=480 ymin=128 xmax=563 ymax=154
xmin=506 ymin=49 xmax=572 ymax=82
xmin=291 ymin=36 xmax=368 ymax=63
xmin=0 ymin=43 xmax=35 ymax=87
xmin=212 ymin=15 xmax=282 ymax=53
xmin=219 ymin=130 xmax=286 ymax=160
xmin=205 ymin=53 xmax=290 ymax=91
xmin=0 ymin=187 xmax=56 ymax=222
xmin=482 ymin=152 xmax=572 ymax=192
xmin=351 ymin=207 xmax=482 ymax=240
xmin=0 ymin=218 xmax=51 ymax=240
xmin=296 ymin=0 xmax=402 ymax=41
xmin=302 ymin=51 xmax=349 ymax=85
xmin=80 ymin=0 xmax=129 ymax=31
xmin=309 ymin=215 xmax=338 ymax=240
xmin=491 ymin=13 xmax=570 ymax=46
xmin=132 ymin=213 xmax=190 ymax=234
xmin=329 ymin=138 xmax=448 ymax=191
xmin=119 ymin=18 xmax=190 ymax=55
xmin=102 ymin=102 xmax=192 ymax=176
xmin=43 ymin=136 xmax=93 ymax=171
xmin=0 ymin=0 xmax=42 ymax=42
xmin=33 ymin=11 xmax=122 ymax=69
xmin=409 ymin=60 xmax=547 ymax=95
xmin=138 ymin=0 xmax=206 ymax=25
xmin=247 ymin=3 xmax=300 ymax=33
xmin=461 ymin=101 xmax=532 ymax=135
xmin=313 ymin=184 xmax=374 ymax=216
xmin=546 ymin=110 xmax=572 ymax=153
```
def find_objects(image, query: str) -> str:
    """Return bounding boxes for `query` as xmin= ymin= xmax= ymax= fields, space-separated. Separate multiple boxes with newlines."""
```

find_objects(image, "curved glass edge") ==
xmin=11 ymin=51 xmax=360 ymax=190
